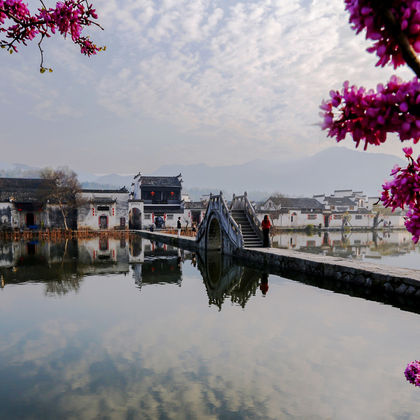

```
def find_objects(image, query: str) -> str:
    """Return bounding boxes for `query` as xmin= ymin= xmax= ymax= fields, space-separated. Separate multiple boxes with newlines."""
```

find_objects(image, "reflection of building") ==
xmin=271 ymin=230 xmax=417 ymax=261
xmin=0 ymin=240 xmax=80 ymax=289
xmin=128 ymin=236 xmax=184 ymax=289
xmin=77 ymin=237 xmax=129 ymax=273
xmin=0 ymin=238 xmax=132 ymax=292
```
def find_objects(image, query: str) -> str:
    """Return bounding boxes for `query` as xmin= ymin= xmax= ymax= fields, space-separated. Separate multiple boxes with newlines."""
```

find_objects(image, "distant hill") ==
xmin=0 ymin=147 xmax=406 ymax=200
xmin=154 ymin=147 xmax=405 ymax=198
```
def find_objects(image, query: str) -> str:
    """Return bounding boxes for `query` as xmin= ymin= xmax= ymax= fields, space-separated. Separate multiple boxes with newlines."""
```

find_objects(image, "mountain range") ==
xmin=0 ymin=147 xmax=405 ymax=201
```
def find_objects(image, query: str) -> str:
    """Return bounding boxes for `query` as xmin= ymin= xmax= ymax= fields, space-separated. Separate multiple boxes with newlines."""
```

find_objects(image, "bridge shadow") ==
xmin=197 ymin=251 xmax=264 ymax=310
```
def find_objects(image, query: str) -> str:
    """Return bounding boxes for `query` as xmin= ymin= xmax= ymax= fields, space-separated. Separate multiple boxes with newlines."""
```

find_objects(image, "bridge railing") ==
xmin=231 ymin=192 xmax=264 ymax=242
xmin=196 ymin=192 xmax=243 ymax=248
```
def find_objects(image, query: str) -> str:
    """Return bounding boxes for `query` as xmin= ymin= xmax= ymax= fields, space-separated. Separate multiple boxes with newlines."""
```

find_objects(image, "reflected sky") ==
xmin=0 ymin=238 xmax=420 ymax=419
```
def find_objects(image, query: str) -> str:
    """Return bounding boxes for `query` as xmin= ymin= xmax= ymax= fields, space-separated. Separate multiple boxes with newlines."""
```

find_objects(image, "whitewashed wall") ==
xmin=78 ymin=192 xmax=129 ymax=230
xmin=257 ymin=211 xmax=323 ymax=228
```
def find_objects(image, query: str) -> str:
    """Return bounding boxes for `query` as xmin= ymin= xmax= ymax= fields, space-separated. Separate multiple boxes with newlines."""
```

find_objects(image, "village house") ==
xmin=183 ymin=200 xmax=207 ymax=227
xmin=313 ymin=189 xmax=405 ymax=229
xmin=258 ymin=196 xmax=325 ymax=228
xmin=131 ymin=173 xmax=184 ymax=228
xmin=0 ymin=178 xmax=76 ymax=230
xmin=78 ymin=188 xmax=131 ymax=230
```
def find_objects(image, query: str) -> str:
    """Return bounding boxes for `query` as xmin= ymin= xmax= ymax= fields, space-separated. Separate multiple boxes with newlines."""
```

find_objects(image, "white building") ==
xmin=78 ymin=188 xmax=131 ymax=230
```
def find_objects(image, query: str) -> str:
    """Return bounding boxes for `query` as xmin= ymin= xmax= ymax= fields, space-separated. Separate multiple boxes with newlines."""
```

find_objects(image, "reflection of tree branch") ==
xmin=61 ymin=238 xmax=69 ymax=268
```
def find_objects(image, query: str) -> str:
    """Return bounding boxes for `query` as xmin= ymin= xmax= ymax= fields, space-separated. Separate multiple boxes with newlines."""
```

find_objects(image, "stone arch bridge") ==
xmin=196 ymin=192 xmax=264 ymax=254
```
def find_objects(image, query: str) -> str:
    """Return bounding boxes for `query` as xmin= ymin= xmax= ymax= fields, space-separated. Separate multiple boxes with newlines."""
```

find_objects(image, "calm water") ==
xmin=272 ymin=230 xmax=420 ymax=270
xmin=1 ymin=237 xmax=420 ymax=420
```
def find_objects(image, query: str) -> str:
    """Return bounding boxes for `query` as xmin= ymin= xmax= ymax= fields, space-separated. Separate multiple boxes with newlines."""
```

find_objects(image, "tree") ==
xmin=320 ymin=0 xmax=420 ymax=243
xmin=0 ymin=0 xmax=103 ymax=72
xmin=40 ymin=167 xmax=82 ymax=230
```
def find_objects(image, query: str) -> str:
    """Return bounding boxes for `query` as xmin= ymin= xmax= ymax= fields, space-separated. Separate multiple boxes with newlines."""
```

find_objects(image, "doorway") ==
xmin=26 ymin=213 xmax=35 ymax=227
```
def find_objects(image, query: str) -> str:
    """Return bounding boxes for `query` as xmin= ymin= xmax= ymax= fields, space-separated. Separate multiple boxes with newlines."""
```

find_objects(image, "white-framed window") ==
xmin=355 ymin=215 xmax=363 ymax=220
xmin=167 ymin=214 xmax=174 ymax=220
xmin=307 ymin=214 xmax=317 ymax=220
xmin=144 ymin=214 xmax=151 ymax=220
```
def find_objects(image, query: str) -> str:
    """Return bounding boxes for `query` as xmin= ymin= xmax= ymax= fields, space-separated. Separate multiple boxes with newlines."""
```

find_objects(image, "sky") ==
xmin=0 ymin=0 xmax=419 ymax=174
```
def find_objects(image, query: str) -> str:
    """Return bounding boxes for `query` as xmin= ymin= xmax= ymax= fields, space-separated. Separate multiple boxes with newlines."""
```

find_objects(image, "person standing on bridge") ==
xmin=262 ymin=215 xmax=271 ymax=247
xmin=177 ymin=217 xmax=182 ymax=237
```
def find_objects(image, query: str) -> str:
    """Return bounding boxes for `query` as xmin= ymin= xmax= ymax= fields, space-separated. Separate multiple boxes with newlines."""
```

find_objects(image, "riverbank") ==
xmin=0 ymin=228 xmax=130 ymax=241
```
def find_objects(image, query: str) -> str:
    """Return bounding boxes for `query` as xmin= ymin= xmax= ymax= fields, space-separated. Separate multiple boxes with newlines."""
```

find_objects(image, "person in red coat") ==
xmin=261 ymin=215 xmax=271 ymax=247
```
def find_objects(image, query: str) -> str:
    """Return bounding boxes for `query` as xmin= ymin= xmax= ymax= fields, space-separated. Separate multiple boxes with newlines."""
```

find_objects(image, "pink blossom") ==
xmin=320 ymin=76 xmax=420 ymax=149
xmin=381 ymin=149 xmax=420 ymax=243
xmin=405 ymin=361 xmax=420 ymax=386
xmin=0 ymin=0 xmax=102 ymax=60
xmin=345 ymin=0 xmax=420 ymax=69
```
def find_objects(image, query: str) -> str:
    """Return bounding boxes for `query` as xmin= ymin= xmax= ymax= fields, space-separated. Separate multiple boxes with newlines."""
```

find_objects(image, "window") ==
xmin=167 ymin=214 xmax=174 ymax=220
xmin=144 ymin=214 xmax=151 ymax=220
xmin=355 ymin=215 xmax=362 ymax=220
xmin=307 ymin=214 xmax=317 ymax=220
xmin=120 ymin=217 xmax=126 ymax=227
xmin=97 ymin=206 xmax=109 ymax=211
xmin=333 ymin=215 xmax=342 ymax=219
xmin=306 ymin=240 xmax=316 ymax=246
xmin=99 ymin=238 xmax=108 ymax=251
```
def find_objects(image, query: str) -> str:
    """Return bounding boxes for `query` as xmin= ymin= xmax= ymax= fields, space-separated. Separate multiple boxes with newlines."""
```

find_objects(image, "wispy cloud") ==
xmin=1 ymin=0 xmax=417 ymax=171
xmin=93 ymin=0 xmax=413 ymax=161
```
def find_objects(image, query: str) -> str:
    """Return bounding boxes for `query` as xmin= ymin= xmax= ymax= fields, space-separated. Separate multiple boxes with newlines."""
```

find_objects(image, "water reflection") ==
xmin=0 ymin=239 xmax=82 ymax=296
xmin=272 ymin=230 xmax=420 ymax=269
xmin=1 ymin=235 xmax=419 ymax=313
xmin=1 ymin=237 xmax=420 ymax=419
xmin=133 ymin=241 xmax=183 ymax=289
xmin=198 ymin=251 xmax=266 ymax=309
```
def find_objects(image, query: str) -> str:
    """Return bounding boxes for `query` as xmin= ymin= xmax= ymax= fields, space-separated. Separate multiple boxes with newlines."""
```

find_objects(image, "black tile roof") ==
xmin=140 ymin=175 xmax=182 ymax=187
xmin=82 ymin=187 xmax=128 ymax=193
xmin=266 ymin=196 xmax=324 ymax=210
xmin=0 ymin=177 xmax=54 ymax=202
xmin=184 ymin=201 xmax=207 ymax=209
xmin=324 ymin=197 xmax=357 ymax=206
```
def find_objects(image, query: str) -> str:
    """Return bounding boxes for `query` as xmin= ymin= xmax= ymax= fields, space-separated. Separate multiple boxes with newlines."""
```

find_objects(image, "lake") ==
xmin=0 ymin=236 xmax=420 ymax=419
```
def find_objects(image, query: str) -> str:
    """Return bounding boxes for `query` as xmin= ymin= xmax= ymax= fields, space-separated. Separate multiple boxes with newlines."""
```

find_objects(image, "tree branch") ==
xmin=372 ymin=0 xmax=420 ymax=78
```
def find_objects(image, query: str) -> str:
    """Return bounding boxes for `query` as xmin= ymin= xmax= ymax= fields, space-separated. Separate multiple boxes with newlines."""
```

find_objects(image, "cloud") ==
xmin=1 ymin=0 xmax=418 ymax=171
xmin=91 ymin=0 xmax=415 ymax=163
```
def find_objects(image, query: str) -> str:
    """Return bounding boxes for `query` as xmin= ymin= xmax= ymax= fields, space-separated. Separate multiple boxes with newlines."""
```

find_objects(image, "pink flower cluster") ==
xmin=381 ymin=147 xmax=420 ymax=243
xmin=0 ymin=0 xmax=101 ymax=56
xmin=345 ymin=0 xmax=420 ymax=68
xmin=404 ymin=360 xmax=420 ymax=386
xmin=321 ymin=76 xmax=420 ymax=150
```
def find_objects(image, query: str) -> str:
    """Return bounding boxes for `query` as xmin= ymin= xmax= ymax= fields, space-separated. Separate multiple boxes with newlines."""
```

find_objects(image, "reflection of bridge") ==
xmin=196 ymin=192 xmax=263 ymax=253
xmin=197 ymin=252 xmax=263 ymax=310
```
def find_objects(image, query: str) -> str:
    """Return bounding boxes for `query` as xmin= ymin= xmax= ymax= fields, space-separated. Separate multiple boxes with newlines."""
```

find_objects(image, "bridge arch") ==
xmin=196 ymin=192 xmax=244 ymax=254
xmin=206 ymin=213 xmax=222 ymax=251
